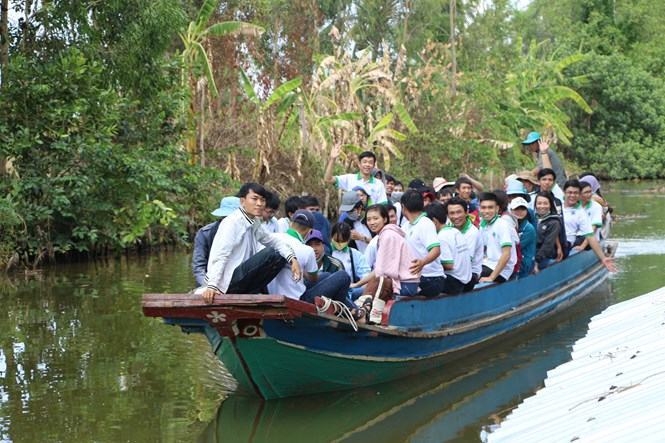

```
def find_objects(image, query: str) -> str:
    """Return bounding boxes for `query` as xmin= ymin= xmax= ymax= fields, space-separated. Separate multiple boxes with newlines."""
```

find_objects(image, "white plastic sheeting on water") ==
xmin=488 ymin=285 xmax=665 ymax=443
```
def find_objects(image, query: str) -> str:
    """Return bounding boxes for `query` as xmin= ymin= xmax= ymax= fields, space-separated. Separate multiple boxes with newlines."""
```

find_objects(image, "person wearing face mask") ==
xmin=338 ymin=190 xmax=372 ymax=253
xmin=330 ymin=222 xmax=371 ymax=299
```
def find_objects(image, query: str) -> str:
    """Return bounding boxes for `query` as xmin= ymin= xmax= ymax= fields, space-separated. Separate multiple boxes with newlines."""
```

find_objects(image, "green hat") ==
xmin=522 ymin=131 xmax=541 ymax=144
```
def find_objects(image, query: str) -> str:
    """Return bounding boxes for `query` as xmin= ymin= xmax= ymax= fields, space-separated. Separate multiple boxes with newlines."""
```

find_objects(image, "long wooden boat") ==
xmin=199 ymin=284 xmax=611 ymax=442
xmin=142 ymin=247 xmax=615 ymax=400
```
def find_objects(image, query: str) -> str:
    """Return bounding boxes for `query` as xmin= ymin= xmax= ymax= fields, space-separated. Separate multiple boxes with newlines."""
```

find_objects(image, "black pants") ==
xmin=443 ymin=275 xmax=466 ymax=295
xmin=481 ymin=265 xmax=507 ymax=283
xmin=463 ymin=273 xmax=479 ymax=292
xmin=227 ymin=247 xmax=286 ymax=294
xmin=418 ymin=276 xmax=446 ymax=297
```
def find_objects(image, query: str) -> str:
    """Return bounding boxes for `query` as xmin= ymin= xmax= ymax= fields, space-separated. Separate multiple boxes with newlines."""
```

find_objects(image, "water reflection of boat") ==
xmin=143 ymin=248 xmax=616 ymax=400
xmin=198 ymin=284 xmax=612 ymax=443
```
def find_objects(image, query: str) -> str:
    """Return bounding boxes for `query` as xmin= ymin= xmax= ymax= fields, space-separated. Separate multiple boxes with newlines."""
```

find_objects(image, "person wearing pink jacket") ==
xmin=351 ymin=204 xmax=420 ymax=324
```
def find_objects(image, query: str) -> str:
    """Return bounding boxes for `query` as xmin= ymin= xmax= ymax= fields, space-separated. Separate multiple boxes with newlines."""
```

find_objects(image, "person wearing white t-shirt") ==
xmin=324 ymin=145 xmax=388 ymax=205
xmin=400 ymin=190 xmax=444 ymax=296
xmin=580 ymin=180 xmax=603 ymax=241
xmin=561 ymin=181 xmax=617 ymax=274
xmin=478 ymin=192 xmax=517 ymax=283
xmin=425 ymin=203 xmax=472 ymax=294
xmin=267 ymin=210 xmax=356 ymax=311
xmin=445 ymin=197 xmax=483 ymax=291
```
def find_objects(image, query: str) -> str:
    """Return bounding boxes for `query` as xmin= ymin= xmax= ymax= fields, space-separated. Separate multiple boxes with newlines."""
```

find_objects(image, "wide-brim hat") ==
xmin=516 ymin=170 xmax=539 ymax=186
xmin=339 ymin=191 xmax=362 ymax=212
xmin=211 ymin=196 xmax=240 ymax=217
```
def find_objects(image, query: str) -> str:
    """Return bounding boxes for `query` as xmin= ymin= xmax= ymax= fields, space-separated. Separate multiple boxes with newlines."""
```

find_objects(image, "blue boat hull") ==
xmin=195 ymin=251 xmax=609 ymax=399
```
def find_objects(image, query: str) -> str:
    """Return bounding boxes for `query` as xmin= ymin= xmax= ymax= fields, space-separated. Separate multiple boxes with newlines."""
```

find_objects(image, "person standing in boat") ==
xmin=522 ymin=132 xmax=567 ymax=189
xmin=267 ymin=210 xmax=355 ymax=311
xmin=192 ymin=196 xmax=240 ymax=287
xmin=425 ymin=203 xmax=472 ymax=294
xmin=478 ymin=192 xmax=518 ymax=284
xmin=400 ymin=190 xmax=445 ymax=296
xmin=324 ymin=144 xmax=388 ymax=206
xmin=198 ymin=183 xmax=302 ymax=304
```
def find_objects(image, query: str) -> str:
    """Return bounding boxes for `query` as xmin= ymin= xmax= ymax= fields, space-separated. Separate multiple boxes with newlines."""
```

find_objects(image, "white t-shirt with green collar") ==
xmin=335 ymin=173 xmax=388 ymax=205
xmin=403 ymin=213 xmax=445 ymax=278
xmin=457 ymin=218 xmax=483 ymax=276
xmin=480 ymin=215 xmax=517 ymax=280
xmin=267 ymin=230 xmax=318 ymax=300
xmin=438 ymin=225 xmax=472 ymax=284
xmin=563 ymin=202 xmax=594 ymax=244
xmin=583 ymin=200 xmax=603 ymax=240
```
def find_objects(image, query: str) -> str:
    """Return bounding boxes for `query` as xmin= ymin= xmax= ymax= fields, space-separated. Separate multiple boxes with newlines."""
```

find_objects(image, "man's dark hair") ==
xmin=479 ymin=192 xmax=499 ymax=204
xmin=579 ymin=180 xmax=593 ymax=191
xmin=284 ymin=196 xmax=304 ymax=218
xmin=494 ymin=190 xmax=509 ymax=212
xmin=563 ymin=179 xmax=582 ymax=191
xmin=237 ymin=182 xmax=268 ymax=199
xmin=537 ymin=168 xmax=557 ymax=180
xmin=385 ymin=174 xmax=396 ymax=184
xmin=425 ymin=202 xmax=447 ymax=225
xmin=534 ymin=191 xmax=558 ymax=215
xmin=437 ymin=187 xmax=454 ymax=198
xmin=400 ymin=189 xmax=424 ymax=212
xmin=454 ymin=176 xmax=473 ymax=189
xmin=265 ymin=191 xmax=280 ymax=210
xmin=358 ymin=151 xmax=377 ymax=162
xmin=300 ymin=195 xmax=320 ymax=207
xmin=331 ymin=222 xmax=352 ymax=241
xmin=446 ymin=196 xmax=468 ymax=213
xmin=395 ymin=180 xmax=403 ymax=188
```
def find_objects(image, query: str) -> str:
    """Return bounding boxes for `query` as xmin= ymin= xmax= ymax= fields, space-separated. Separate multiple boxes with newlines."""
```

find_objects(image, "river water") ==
xmin=1 ymin=181 xmax=665 ymax=442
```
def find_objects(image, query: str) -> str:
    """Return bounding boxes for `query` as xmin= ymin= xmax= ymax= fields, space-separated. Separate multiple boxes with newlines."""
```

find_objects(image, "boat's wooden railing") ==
xmin=142 ymin=293 xmax=317 ymax=327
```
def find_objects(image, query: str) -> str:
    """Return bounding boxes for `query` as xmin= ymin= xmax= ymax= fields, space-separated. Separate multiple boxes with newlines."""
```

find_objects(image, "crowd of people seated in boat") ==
xmin=192 ymin=131 xmax=616 ymax=325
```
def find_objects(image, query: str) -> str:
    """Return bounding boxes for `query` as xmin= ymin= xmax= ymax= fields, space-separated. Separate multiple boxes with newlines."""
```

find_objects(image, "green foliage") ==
xmin=565 ymin=54 xmax=665 ymax=178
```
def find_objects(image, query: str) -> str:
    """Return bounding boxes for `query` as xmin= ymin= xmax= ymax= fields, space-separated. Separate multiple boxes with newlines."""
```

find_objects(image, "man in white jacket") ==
xmin=200 ymin=183 xmax=302 ymax=304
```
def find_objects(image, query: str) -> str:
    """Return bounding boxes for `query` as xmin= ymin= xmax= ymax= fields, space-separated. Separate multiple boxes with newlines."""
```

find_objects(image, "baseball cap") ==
xmin=433 ymin=177 xmax=456 ymax=193
xmin=339 ymin=191 xmax=362 ymax=212
xmin=522 ymin=131 xmax=541 ymax=144
xmin=509 ymin=197 xmax=529 ymax=210
xmin=292 ymin=209 xmax=315 ymax=228
xmin=305 ymin=229 xmax=324 ymax=244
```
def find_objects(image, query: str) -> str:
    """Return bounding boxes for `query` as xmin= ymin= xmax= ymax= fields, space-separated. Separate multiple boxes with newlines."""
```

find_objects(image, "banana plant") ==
xmin=180 ymin=0 xmax=264 ymax=165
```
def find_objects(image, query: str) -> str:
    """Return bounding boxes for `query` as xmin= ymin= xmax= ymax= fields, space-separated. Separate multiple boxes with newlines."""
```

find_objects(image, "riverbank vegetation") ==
xmin=1 ymin=0 xmax=664 ymax=269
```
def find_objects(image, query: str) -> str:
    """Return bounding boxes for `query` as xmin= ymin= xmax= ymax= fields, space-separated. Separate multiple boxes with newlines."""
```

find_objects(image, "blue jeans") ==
xmin=400 ymin=282 xmax=419 ymax=296
xmin=301 ymin=271 xmax=354 ymax=309
xmin=538 ymin=258 xmax=557 ymax=269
